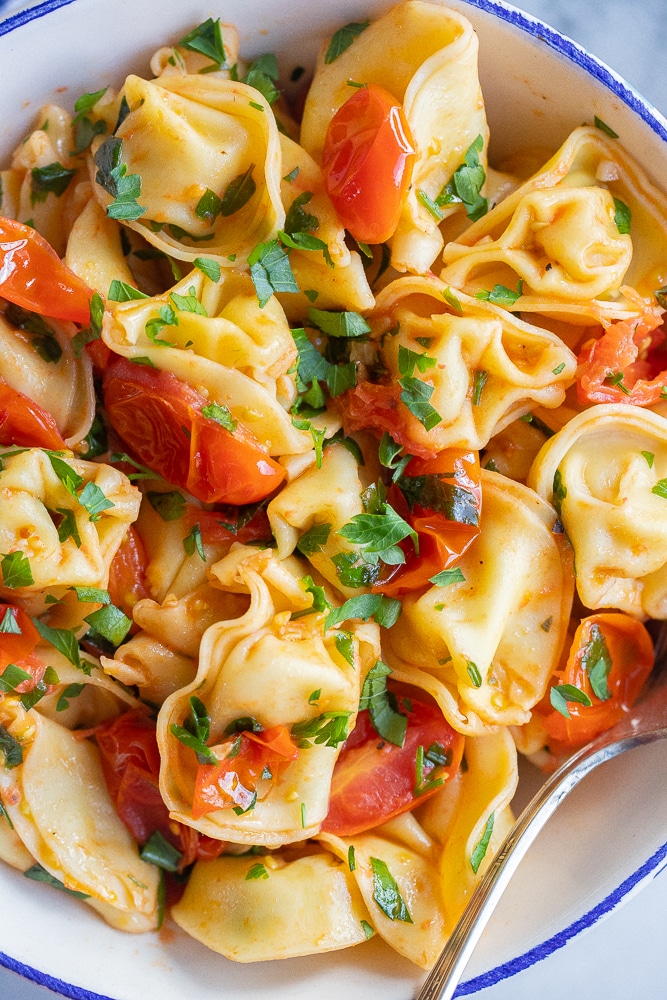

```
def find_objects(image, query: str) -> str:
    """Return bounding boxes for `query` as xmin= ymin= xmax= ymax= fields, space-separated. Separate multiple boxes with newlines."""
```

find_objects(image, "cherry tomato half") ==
xmin=577 ymin=307 xmax=666 ymax=405
xmin=538 ymin=613 xmax=654 ymax=751
xmin=321 ymin=84 xmax=415 ymax=244
xmin=0 ymin=216 xmax=93 ymax=324
xmin=192 ymin=724 xmax=299 ymax=820
xmin=0 ymin=604 xmax=40 ymax=670
xmin=102 ymin=355 xmax=286 ymax=506
xmin=375 ymin=450 xmax=482 ymax=596
xmin=95 ymin=709 xmax=225 ymax=868
xmin=107 ymin=526 xmax=151 ymax=617
xmin=0 ymin=375 xmax=67 ymax=450
xmin=337 ymin=379 xmax=440 ymax=460
xmin=321 ymin=693 xmax=464 ymax=836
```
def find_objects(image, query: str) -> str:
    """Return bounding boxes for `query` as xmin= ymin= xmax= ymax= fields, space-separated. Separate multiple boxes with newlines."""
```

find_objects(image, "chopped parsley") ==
xmin=178 ymin=18 xmax=228 ymax=69
xmin=248 ymin=239 xmax=299 ymax=307
xmin=324 ymin=20 xmax=370 ymax=64
xmin=358 ymin=660 xmax=407 ymax=747
xmin=94 ymin=136 xmax=145 ymax=222
xmin=170 ymin=695 xmax=218 ymax=764
xmin=470 ymin=812 xmax=495 ymax=873
xmin=550 ymin=683 xmax=593 ymax=718
xmin=370 ymin=857 xmax=413 ymax=923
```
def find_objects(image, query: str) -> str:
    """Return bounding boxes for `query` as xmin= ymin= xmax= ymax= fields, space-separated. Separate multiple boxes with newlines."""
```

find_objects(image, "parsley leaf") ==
xmin=308 ymin=307 xmax=370 ymax=339
xmin=429 ymin=566 xmax=466 ymax=586
xmin=178 ymin=18 xmax=227 ymax=68
xmin=170 ymin=695 xmax=217 ymax=764
xmin=324 ymin=593 xmax=401 ymax=631
xmin=30 ymin=163 xmax=76 ymax=204
xmin=140 ymin=830 xmax=183 ymax=873
xmin=613 ymin=198 xmax=631 ymax=235
xmin=370 ymin=857 xmax=413 ymax=922
xmin=475 ymin=280 xmax=523 ymax=307
xmin=24 ymin=863 xmax=90 ymax=899
xmin=436 ymin=134 xmax=488 ymax=221
xmin=359 ymin=660 xmax=407 ymax=747
xmin=0 ymin=724 xmax=23 ymax=768
xmin=219 ymin=164 xmax=256 ymax=217
xmin=94 ymin=136 xmax=145 ymax=222
xmin=248 ymin=239 xmax=299 ymax=307
xmin=550 ymin=683 xmax=593 ymax=718
xmin=0 ymin=551 xmax=33 ymax=589
xmin=296 ymin=523 xmax=332 ymax=556
xmin=324 ymin=21 xmax=370 ymax=64
xmin=470 ymin=812 xmax=495 ymax=873
xmin=400 ymin=474 xmax=479 ymax=525
xmin=398 ymin=375 xmax=442 ymax=430
xmin=580 ymin=623 xmax=612 ymax=701
xmin=202 ymin=402 xmax=237 ymax=432
xmin=290 ymin=711 xmax=351 ymax=748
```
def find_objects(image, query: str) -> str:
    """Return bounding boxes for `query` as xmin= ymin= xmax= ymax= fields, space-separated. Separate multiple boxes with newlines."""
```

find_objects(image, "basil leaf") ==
xmin=195 ymin=188 xmax=222 ymax=225
xmin=0 ymin=664 xmax=33 ymax=693
xmin=94 ymin=136 xmax=145 ymax=222
xmin=107 ymin=278 xmax=149 ymax=302
xmin=284 ymin=191 xmax=318 ymax=235
xmin=202 ymin=402 xmax=237 ymax=432
xmin=55 ymin=508 xmax=82 ymax=548
xmin=324 ymin=20 xmax=370 ymax=64
xmin=400 ymin=474 xmax=479 ymax=526
xmin=194 ymin=257 xmax=221 ymax=282
xmin=170 ymin=695 xmax=217 ymax=764
xmin=370 ymin=857 xmax=413 ymax=922
xmin=324 ymin=593 xmax=401 ymax=630
xmin=436 ymin=134 xmax=488 ymax=221
xmin=334 ymin=631 xmax=355 ymax=666
xmin=594 ymin=116 xmax=618 ymax=138
xmin=84 ymin=604 xmax=133 ymax=647
xmin=32 ymin=619 xmax=82 ymax=672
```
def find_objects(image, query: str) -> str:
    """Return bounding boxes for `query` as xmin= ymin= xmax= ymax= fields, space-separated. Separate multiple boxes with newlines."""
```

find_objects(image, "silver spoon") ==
xmin=416 ymin=628 xmax=667 ymax=1000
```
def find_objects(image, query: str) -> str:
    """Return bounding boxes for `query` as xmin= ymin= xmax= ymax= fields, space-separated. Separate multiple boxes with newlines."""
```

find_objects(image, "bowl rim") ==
xmin=0 ymin=0 xmax=666 ymax=996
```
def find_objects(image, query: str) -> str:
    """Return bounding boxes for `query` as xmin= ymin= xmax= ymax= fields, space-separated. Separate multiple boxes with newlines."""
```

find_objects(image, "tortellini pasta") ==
xmin=301 ymin=0 xmax=489 ymax=273
xmin=384 ymin=471 xmax=575 ymax=732
xmin=363 ymin=274 xmax=576 ymax=453
xmin=0 ymin=448 xmax=140 ymax=599
xmin=528 ymin=403 xmax=667 ymax=619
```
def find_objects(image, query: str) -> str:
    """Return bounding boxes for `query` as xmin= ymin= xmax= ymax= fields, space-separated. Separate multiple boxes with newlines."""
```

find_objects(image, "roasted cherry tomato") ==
xmin=183 ymin=505 xmax=273 ymax=548
xmin=192 ymin=724 xmax=299 ymax=820
xmin=321 ymin=692 xmax=464 ymax=836
xmin=0 ymin=375 xmax=67 ymax=450
xmin=0 ymin=216 xmax=93 ymax=324
xmin=102 ymin=355 xmax=286 ymax=506
xmin=95 ymin=709 xmax=225 ymax=868
xmin=337 ymin=379 xmax=441 ymax=460
xmin=0 ymin=604 xmax=40 ymax=670
xmin=538 ymin=613 xmax=654 ymax=751
xmin=107 ymin=526 xmax=151 ymax=617
xmin=577 ymin=307 xmax=666 ymax=405
xmin=375 ymin=450 xmax=482 ymax=596
xmin=321 ymin=84 xmax=415 ymax=244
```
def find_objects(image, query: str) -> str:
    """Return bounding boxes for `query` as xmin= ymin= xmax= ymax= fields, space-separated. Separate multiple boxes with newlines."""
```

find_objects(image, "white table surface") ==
xmin=0 ymin=0 xmax=666 ymax=997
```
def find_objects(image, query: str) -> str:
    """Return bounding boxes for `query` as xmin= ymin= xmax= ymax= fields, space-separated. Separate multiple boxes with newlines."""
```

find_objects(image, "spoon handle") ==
xmin=415 ymin=729 xmax=664 ymax=1000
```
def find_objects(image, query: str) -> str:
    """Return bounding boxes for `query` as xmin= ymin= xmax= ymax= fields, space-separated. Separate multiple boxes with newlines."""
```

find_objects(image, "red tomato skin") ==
xmin=95 ymin=709 xmax=225 ymax=867
xmin=321 ymin=696 xmax=464 ymax=836
xmin=107 ymin=526 xmax=151 ymax=617
xmin=0 ymin=216 xmax=93 ymax=324
xmin=375 ymin=451 xmax=482 ymax=596
xmin=322 ymin=84 xmax=415 ymax=244
xmin=102 ymin=355 xmax=285 ymax=505
xmin=576 ymin=309 xmax=666 ymax=405
xmin=539 ymin=613 xmax=654 ymax=751
xmin=192 ymin=725 xmax=299 ymax=820
xmin=0 ymin=375 xmax=67 ymax=450
xmin=0 ymin=604 xmax=40 ymax=668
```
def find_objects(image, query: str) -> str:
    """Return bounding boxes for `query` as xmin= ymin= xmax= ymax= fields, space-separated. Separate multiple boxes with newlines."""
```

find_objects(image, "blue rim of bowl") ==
xmin=0 ymin=0 xmax=666 ymax=996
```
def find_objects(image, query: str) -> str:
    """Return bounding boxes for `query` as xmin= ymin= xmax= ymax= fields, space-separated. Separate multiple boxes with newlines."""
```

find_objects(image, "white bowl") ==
xmin=0 ymin=1 xmax=666 ymax=997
